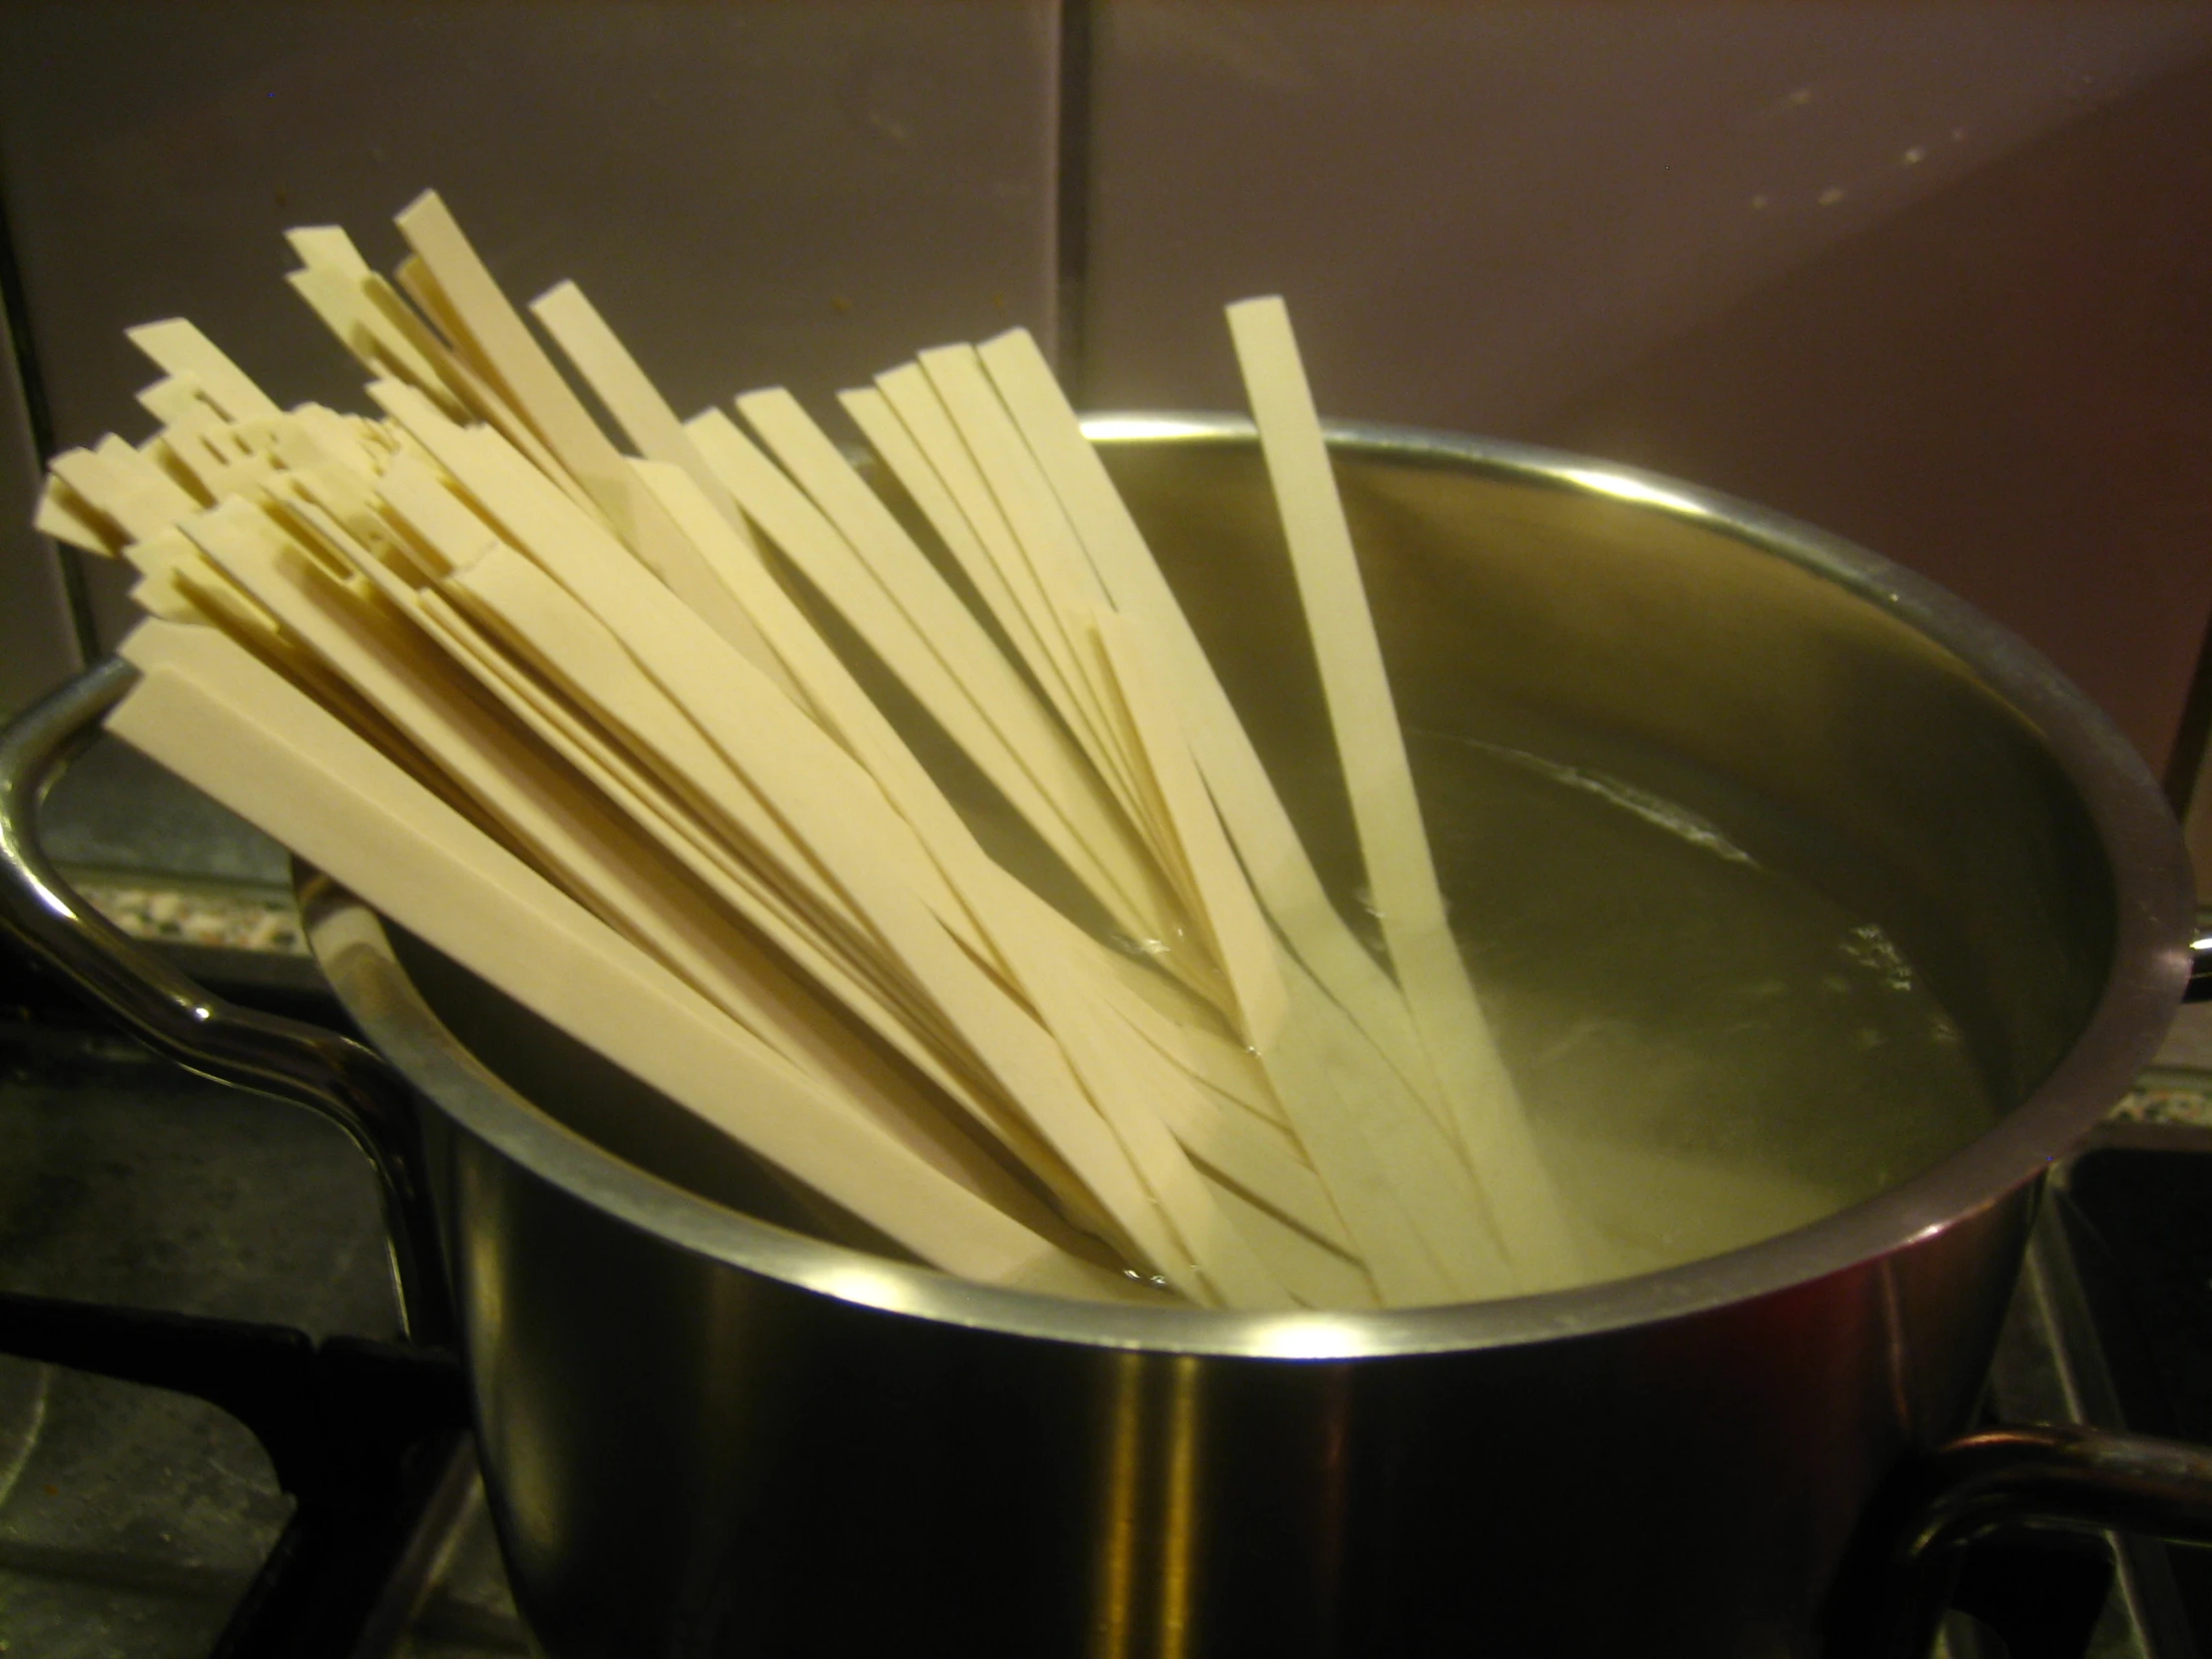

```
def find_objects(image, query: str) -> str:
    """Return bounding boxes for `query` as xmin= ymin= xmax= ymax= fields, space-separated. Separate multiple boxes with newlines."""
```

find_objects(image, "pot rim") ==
xmin=311 ymin=414 xmax=2196 ymax=1361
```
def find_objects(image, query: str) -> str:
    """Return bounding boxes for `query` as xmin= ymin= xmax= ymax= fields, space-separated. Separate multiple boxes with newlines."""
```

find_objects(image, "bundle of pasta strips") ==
xmin=36 ymin=193 xmax=1584 ymax=1310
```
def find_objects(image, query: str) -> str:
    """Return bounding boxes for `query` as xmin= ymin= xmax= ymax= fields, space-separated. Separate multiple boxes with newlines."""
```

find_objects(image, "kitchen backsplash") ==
xmin=4 ymin=0 xmax=2210 ymax=789
xmin=0 ymin=0 xmax=1067 ymax=713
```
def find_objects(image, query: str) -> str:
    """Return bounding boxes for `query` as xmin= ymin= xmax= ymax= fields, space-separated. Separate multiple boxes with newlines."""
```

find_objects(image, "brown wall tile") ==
xmin=0 ymin=284 xmax=81 ymax=715
xmin=0 ymin=0 xmax=1062 ymax=651
xmin=1084 ymin=2 xmax=2212 ymax=772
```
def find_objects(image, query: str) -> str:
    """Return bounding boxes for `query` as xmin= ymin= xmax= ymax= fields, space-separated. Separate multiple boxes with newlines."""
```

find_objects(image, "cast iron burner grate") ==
xmin=2051 ymin=1141 xmax=2212 ymax=1658
xmin=0 ymin=1294 xmax=470 ymax=1659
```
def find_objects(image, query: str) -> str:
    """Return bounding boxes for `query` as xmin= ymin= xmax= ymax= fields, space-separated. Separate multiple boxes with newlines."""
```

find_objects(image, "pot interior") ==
xmin=336 ymin=422 xmax=2173 ymax=1315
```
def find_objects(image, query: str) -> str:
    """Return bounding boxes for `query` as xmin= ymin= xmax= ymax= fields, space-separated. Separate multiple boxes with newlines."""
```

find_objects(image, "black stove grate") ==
xmin=0 ymin=1293 xmax=470 ymax=1659
xmin=2059 ymin=1144 xmax=2212 ymax=1658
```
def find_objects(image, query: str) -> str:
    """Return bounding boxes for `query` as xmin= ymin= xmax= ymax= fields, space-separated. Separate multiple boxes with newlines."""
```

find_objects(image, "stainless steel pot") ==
xmin=7 ymin=419 xmax=2212 ymax=1659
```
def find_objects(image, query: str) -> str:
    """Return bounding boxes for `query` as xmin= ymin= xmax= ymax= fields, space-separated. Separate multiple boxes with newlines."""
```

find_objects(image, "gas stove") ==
xmin=1 ymin=741 xmax=2210 ymax=1659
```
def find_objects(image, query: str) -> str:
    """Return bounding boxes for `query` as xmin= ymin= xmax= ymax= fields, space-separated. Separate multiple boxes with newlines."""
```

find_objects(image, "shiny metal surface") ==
xmin=0 ymin=661 xmax=451 ymax=1349
xmin=278 ymin=422 xmax=2191 ymax=1658
xmin=1841 ymin=1422 xmax=2212 ymax=1659
xmin=2187 ymin=927 xmax=2212 ymax=1003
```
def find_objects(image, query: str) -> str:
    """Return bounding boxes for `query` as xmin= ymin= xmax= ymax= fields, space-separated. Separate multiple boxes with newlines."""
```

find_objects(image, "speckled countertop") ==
xmin=2119 ymin=1000 xmax=2212 ymax=1128
xmin=71 ymin=875 xmax=304 ymax=956
xmin=2112 ymin=1078 xmax=2212 ymax=1129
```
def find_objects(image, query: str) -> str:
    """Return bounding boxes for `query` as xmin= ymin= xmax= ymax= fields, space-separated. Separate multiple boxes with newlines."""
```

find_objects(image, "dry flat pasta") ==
xmin=37 ymin=192 xmax=1583 ymax=1309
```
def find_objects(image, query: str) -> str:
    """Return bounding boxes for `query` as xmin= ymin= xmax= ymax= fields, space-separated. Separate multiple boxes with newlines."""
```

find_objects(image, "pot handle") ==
xmin=0 ymin=659 xmax=454 ymax=1348
xmin=1832 ymin=1419 xmax=2212 ymax=1658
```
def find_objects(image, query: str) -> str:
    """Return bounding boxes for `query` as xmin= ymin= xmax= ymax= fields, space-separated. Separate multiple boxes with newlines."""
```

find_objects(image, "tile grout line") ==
xmin=0 ymin=136 xmax=97 ymax=668
xmin=1052 ymin=0 xmax=1094 ymax=404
